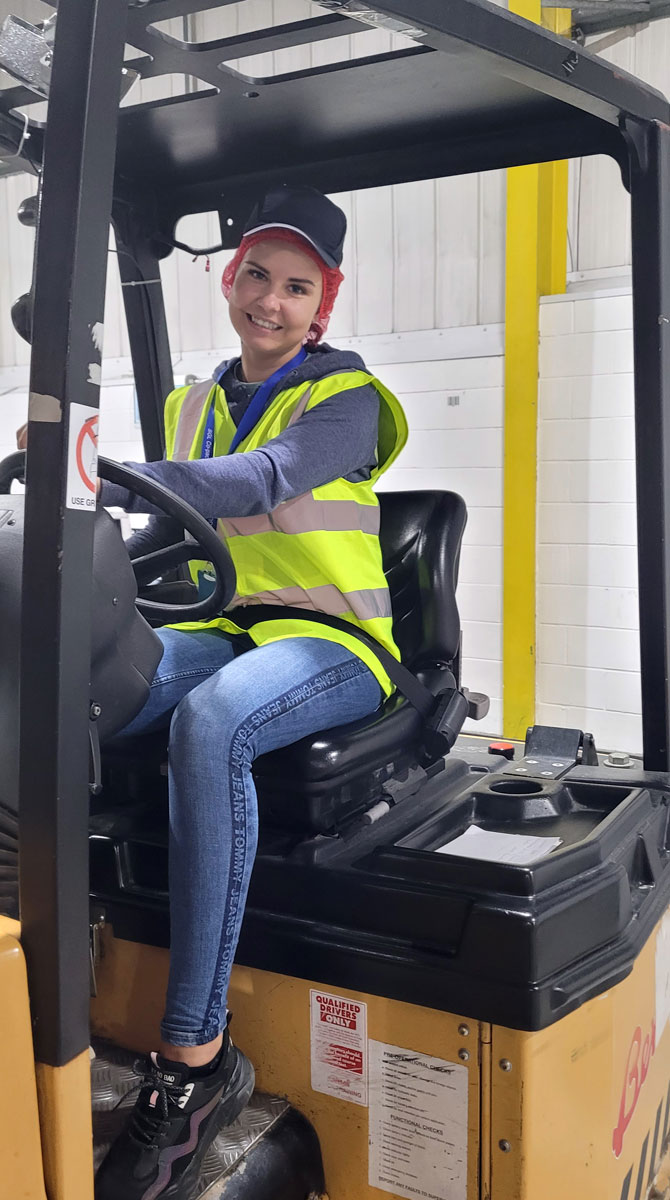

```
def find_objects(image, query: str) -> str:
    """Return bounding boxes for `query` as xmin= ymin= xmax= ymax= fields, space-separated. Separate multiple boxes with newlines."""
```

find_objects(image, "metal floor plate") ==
xmin=91 ymin=1041 xmax=289 ymax=1198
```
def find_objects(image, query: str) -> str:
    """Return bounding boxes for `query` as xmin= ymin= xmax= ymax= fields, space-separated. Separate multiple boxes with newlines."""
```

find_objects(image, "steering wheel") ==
xmin=0 ymin=451 xmax=237 ymax=625
xmin=0 ymin=451 xmax=25 ymax=491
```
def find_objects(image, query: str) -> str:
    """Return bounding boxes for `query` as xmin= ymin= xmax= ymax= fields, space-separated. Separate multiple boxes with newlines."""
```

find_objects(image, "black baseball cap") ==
xmin=243 ymin=185 xmax=346 ymax=269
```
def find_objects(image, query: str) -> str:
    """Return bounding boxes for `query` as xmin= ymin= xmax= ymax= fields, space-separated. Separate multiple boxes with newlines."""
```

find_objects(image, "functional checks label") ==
xmin=368 ymin=1040 xmax=468 ymax=1200
xmin=310 ymin=989 xmax=368 ymax=1106
xmin=66 ymin=403 xmax=98 ymax=510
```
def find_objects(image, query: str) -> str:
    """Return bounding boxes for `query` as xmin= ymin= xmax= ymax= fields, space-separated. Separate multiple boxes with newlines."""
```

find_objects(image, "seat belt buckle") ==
xmin=422 ymin=688 xmax=470 ymax=759
xmin=422 ymin=687 xmax=491 ymax=761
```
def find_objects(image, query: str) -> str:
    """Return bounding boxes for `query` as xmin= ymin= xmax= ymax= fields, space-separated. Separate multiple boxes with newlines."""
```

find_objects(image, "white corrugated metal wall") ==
xmin=0 ymin=168 xmax=508 ymax=364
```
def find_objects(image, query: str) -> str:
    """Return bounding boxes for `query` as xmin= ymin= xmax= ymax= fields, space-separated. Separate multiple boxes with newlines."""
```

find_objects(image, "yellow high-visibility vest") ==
xmin=163 ymin=369 xmax=408 ymax=696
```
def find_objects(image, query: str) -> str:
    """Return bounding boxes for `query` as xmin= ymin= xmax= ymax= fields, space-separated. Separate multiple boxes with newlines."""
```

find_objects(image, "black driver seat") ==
xmin=252 ymin=490 xmax=467 ymax=833
xmin=99 ymin=490 xmax=469 ymax=837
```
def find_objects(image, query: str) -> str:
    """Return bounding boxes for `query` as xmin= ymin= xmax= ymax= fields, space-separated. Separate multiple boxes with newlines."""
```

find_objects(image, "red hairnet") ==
xmin=221 ymin=228 xmax=344 ymax=345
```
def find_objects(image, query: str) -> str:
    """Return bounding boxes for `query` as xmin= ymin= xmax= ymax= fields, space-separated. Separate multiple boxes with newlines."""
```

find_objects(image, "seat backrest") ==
xmin=378 ymin=490 xmax=466 ymax=673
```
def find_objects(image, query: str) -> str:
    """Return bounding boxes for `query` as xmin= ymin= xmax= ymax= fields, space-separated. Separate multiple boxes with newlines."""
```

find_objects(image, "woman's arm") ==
xmin=99 ymin=383 xmax=379 ymax=520
xmin=124 ymin=514 xmax=185 ymax=559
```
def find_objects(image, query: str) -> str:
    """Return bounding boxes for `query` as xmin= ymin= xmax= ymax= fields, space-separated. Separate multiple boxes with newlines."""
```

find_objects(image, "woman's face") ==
xmin=228 ymin=239 xmax=324 ymax=363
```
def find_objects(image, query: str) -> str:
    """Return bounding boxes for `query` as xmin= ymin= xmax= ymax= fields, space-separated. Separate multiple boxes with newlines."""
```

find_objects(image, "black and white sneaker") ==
xmin=95 ymin=1024 xmax=254 ymax=1200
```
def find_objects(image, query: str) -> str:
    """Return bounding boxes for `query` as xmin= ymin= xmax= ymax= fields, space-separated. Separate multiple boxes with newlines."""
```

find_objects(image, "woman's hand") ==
xmin=16 ymin=424 xmax=101 ymax=500
xmin=17 ymin=422 xmax=101 ymax=494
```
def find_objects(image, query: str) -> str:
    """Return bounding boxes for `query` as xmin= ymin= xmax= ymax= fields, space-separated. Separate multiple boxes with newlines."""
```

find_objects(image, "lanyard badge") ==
xmin=201 ymin=345 xmax=308 ymax=463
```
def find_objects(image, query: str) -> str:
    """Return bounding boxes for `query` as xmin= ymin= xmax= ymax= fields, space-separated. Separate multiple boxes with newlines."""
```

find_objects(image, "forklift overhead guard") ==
xmin=3 ymin=3 xmax=670 ymax=1199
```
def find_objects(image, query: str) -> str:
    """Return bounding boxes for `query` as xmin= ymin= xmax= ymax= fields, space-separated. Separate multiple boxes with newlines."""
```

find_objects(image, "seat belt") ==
xmin=231 ymin=604 xmax=488 ymax=758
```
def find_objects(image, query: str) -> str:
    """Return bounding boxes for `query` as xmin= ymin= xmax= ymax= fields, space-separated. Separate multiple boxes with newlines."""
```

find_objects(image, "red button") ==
xmin=488 ymin=741 xmax=515 ymax=760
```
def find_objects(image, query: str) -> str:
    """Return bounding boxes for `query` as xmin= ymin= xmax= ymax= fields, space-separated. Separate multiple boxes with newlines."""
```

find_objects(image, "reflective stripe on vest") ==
xmin=163 ymin=368 xmax=408 ymax=696
xmin=220 ymin=494 xmax=380 ymax=538
xmin=170 ymin=381 xmax=314 ymax=462
xmin=231 ymin=584 xmax=392 ymax=621
xmin=172 ymin=380 xmax=214 ymax=461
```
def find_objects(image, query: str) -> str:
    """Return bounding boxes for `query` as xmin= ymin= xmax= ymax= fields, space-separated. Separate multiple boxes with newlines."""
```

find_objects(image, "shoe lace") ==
xmin=114 ymin=1059 xmax=187 ymax=1147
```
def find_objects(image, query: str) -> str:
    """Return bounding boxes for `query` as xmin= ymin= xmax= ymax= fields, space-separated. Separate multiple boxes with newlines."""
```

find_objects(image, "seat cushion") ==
xmin=253 ymin=669 xmax=447 ymax=833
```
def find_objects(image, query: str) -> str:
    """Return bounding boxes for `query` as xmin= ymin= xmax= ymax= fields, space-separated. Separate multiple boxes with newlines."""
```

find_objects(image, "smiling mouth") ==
xmin=247 ymin=313 xmax=282 ymax=331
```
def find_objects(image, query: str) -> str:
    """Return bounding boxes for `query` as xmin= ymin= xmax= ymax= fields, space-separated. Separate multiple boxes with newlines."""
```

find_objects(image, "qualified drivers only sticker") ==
xmin=310 ymin=989 xmax=368 ymax=1106
xmin=66 ymin=403 xmax=99 ymax=510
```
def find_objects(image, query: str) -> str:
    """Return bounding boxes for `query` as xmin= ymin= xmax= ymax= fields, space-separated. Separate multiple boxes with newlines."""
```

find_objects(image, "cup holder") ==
xmin=489 ymin=779 xmax=545 ymax=796
xmin=475 ymin=774 xmax=570 ymax=821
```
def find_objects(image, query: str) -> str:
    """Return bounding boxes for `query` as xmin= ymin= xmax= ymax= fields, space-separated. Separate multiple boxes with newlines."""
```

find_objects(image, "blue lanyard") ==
xmin=201 ymin=346 xmax=308 ymax=461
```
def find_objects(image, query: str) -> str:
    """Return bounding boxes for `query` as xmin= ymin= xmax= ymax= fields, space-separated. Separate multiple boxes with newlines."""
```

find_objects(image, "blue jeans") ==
xmin=119 ymin=628 xmax=383 ymax=1045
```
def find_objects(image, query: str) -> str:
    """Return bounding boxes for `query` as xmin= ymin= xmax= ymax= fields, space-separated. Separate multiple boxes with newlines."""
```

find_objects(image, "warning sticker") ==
xmin=66 ymin=403 xmax=98 ymax=511
xmin=368 ymin=1040 xmax=468 ymax=1200
xmin=310 ymin=990 xmax=368 ymax=1106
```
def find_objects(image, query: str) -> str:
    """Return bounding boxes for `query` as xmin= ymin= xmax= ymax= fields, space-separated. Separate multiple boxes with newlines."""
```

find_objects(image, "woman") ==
xmin=94 ymin=185 xmax=407 ymax=1200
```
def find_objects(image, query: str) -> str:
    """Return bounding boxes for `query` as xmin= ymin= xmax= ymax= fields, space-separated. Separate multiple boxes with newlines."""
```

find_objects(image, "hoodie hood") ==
xmin=212 ymin=342 xmax=369 ymax=406
xmin=212 ymin=342 xmax=407 ymax=477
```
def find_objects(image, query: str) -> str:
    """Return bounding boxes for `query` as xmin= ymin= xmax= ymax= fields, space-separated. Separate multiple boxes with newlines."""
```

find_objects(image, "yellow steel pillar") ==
xmin=503 ymin=159 xmax=541 ymax=740
xmin=503 ymin=3 xmax=570 ymax=739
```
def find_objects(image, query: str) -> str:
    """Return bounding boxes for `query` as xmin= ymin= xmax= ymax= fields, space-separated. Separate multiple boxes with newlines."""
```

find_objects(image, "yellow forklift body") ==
xmin=228 ymin=973 xmax=481 ymax=1200
xmin=490 ymin=918 xmax=670 ymax=1200
xmin=0 ymin=915 xmax=46 ymax=1200
xmin=90 ymin=915 xmax=670 ymax=1200
xmin=33 ymin=1052 xmax=94 ymax=1200
xmin=91 ymin=929 xmax=482 ymax=1199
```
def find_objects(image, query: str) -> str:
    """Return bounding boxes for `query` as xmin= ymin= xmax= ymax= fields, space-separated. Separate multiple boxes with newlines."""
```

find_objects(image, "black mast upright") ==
xmin=18 ymin=0 xmax=128 ymax=1066
xmin=113 ymin=206 xmax=174 ymax=463
xmin=629 ymin=119 xmax=670 ymax=772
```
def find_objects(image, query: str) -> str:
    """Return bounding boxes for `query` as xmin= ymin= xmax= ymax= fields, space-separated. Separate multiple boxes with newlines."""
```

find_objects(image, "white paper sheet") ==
xmin=435 ymin=825 xmax=562 ymax=865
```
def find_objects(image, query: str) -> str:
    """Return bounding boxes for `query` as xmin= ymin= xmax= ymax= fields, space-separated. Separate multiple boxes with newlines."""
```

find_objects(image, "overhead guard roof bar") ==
xmin=366 ymin=0 xmax=669 ymax=123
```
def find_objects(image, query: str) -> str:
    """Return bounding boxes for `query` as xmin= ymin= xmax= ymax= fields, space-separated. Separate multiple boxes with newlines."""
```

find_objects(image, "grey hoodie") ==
xmin=100 ymin=343 xmax=380 ymax=558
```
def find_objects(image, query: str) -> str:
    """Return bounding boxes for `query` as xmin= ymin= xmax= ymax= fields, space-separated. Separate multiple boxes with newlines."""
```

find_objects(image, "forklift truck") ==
xmin=2 ymin=2 xmax=670 ymax=1197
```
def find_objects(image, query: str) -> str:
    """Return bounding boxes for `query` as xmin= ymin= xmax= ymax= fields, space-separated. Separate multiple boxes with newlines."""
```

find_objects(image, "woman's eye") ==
xmin=288 ymin=284 xmax=307 ymax=295
xmin=248 ymin=268 xmax=266 ymax=280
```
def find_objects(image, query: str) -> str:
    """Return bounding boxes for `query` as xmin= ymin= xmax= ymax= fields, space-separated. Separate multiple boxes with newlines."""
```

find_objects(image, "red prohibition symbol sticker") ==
xmin=75 ymin=414 xmax=99 ymax=494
